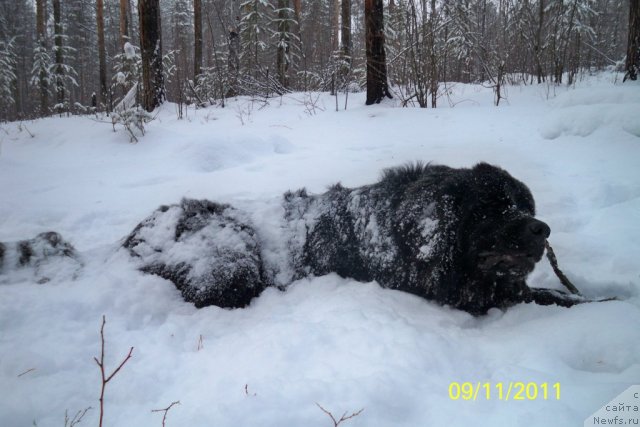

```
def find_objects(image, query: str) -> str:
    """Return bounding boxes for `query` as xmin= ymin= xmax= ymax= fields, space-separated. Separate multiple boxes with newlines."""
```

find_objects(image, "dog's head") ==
xmin=458 ymin=163 xmax=550 ymax=285
xmin=379 ymin=162 xmax=550 ymax=313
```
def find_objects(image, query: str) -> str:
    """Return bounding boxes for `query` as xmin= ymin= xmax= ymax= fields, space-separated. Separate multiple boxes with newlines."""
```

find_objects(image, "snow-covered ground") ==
xmin=1 ymin=73 xmax=639 ymax=427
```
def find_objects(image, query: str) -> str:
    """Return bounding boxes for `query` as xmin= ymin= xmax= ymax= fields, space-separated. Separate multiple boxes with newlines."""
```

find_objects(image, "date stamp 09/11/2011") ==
xmin=449 ymin=383 xmax=640 ymax=426
xmin=448 ymin=382 xmax=561 ymax=401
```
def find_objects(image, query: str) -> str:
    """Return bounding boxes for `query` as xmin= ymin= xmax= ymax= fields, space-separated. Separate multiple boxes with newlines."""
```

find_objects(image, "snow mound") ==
xmin=177 ymin=134 xmax=295 ymax=173
xmin=540 ymin=86 xmax=640 ymax=139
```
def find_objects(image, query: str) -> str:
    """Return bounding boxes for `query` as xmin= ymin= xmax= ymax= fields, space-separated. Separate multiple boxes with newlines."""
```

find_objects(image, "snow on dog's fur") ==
xmin=122 ymin=162 xmax=581 ymax=314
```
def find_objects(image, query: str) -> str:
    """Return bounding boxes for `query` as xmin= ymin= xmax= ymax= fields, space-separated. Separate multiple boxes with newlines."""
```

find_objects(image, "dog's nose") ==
xmin=528 ymin=219 xmax=551 ymax=239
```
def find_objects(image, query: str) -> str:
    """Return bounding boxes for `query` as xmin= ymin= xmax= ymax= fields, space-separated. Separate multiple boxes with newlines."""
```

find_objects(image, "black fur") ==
xmin=123 ymin=199 xmax=268 ymax=308
xmin=126 ymin=163 xmax=583 ymax=315
xmin=283 ymin=162 xmax=566 ymax=314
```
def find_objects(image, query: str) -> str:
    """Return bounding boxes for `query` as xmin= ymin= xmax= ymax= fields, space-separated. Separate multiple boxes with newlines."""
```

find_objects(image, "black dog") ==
xmin=123 ymin=163 xmax=584 ymax=314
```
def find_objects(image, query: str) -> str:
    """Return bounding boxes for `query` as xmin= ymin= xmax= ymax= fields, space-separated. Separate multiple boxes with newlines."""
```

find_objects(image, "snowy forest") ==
xmin=0 ymin=0 xmax=639 ymax=121
xmin=1 ymin=2 xmax=640 ymax=427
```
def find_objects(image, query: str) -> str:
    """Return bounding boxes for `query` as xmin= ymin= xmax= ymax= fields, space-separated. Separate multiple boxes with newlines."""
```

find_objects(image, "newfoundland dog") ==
xmin=122 ymin=162 xmax=585 ymax=315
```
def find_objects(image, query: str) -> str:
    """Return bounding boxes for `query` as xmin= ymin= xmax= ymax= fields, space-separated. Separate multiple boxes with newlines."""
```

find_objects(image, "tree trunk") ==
xmin=120 ymin=0 xmax=130 ymax=49
xmin=557 ymin=0 xmax=579 ymax=85
xmin=96 ymin=0 xmax=109 ymax=111
xmin=331 ymin=0 xmax=340 ymax=54
xmin=36 ymin=0 xmax=48 ymax=115
xmin=194 ymin=0 xmax=202 ymax=79
xmin=277 ymin=0 xmax=290 ymax=88
xmin=365 ymin=0 xmax=392 ymax=105
xmin=53 ymin=0 xmax=65 ymax=108
xmin=292 ymin=0 xmax=306 ymax=91
xmin=341 ymin=0 xmax=351 ymax=60
xmin=535 ymin=0 xmax=545 ymax=83
xmin=228 ymin=22 xmax=240 ymax=95
xmin=293 ymin=0 xmax=301 ymax=18
xmin=138 ymin=0 xmax=164 ymax=112
xmin=429 ymin=0 xmax=437 ymax=108
xmin=625 ymin=0 xmax=640 ymax=81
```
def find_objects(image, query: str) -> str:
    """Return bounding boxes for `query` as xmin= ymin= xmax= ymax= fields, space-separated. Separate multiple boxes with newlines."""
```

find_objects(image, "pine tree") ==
xmin=35 ymin=0 xmax=49 ymax=115
xmin=194 ymin=0 xmax=202 ymax=80
xmin=274 ymin=0 xmax=300 ymax=89
xmin=97 ymin=0 xmax=109 ymax=111
xmin=120 ymin=0 xmax=130 ymax=48
xmin=66 ymin=0 xmax=97 ymax=109
xmin=229 ymin=17 xmax=241 ymax=88
xmin=365 ymin=0 xmax=392 ymax=104
xmin=169 ymin=0 xmax=192 ymax=105
xmin=31 ymin=44 xmax=53 ymax=116
xmin=385 ymin=0 xmax=404 ymax=86
xmin=112 ymin=42 xmax=140 ymax=97
xmin=52 ymin=0 xmax=79 ymax=114
xmin=240 ymin=0 xmax=274 ymax=77
xmin=0 ymin=37 xmax=17 ymax=119
xmin=138 ymin=0 xmax=164 ymax=111
xmin=546 ymin=0 xmax=596 ymax=83
xmin=625 ymin=0 xmax=640 ymax=81
xmin=341 ymin=0 xmax=352 ymax=62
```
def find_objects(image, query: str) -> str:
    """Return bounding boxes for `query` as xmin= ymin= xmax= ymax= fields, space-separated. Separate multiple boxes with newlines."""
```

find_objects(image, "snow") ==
xmin=123 ymin=42 xmax=136 ymax=60
xmin=1 ymin=73 xmax=640 ymax=427
xmin=418 ymin=214 xmax=439 ymax=260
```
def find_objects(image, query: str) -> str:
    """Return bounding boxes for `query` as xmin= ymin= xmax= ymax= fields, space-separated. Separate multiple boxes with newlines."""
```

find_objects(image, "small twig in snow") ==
xmin=316 ymin=403 xmax=364 ymax=427
xmin=196 ymin=334 xmax=204 ymax=351
xmin=17 ymin=368 xmax=36 ymax=377
xmin=545 ymin=240 xmax=581 ymax=295
xmin=244 ymin=384 xmax=256 ymax=396
xmin=19 ymin=122 xmax=35 ymax=138
xmin=93 ymin=315 xmax=134 ymax=427
xmin=64 ymin=407 xmax=92 ymax=427
xmin=151 ymin=401 xmax=180 ymax=427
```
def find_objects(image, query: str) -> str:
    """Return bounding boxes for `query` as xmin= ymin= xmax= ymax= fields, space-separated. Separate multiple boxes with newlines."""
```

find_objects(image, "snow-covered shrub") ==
xmin=111 ymin=106 xmax=153 ymax=143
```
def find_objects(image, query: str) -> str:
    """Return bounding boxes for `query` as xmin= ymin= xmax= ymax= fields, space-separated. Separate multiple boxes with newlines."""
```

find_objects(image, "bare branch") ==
xmin=104 ymin=346 xmax=134 ymax=384
xmin=151 ymin=401 xmax=180 ymax=427
xmin=17 ymin=368 xmax=36 ymax=377
xmin=316 ymin=403 xmax=364 ymax=427
xmin=64 ymin=407 xmax=92 ymax=427
xmin=18 ymin=122 xmax=35 ymax=138
xmin=94 ymin=315 xmax=134 ymax=427
xmin=545 ymin=240 xmax=581 ymax=295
